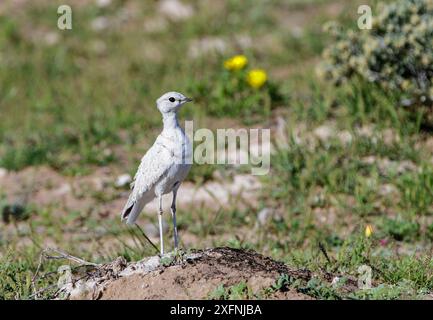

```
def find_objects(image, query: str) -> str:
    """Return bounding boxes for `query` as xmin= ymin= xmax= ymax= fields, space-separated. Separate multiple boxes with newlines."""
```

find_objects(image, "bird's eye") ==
xmin=169 ymin=97 xmax=175 ymax=102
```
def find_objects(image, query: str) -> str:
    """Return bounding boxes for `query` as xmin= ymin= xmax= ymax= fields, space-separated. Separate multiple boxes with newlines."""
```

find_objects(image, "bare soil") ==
xmin=63 ymin=247 xmax=314 ymax=300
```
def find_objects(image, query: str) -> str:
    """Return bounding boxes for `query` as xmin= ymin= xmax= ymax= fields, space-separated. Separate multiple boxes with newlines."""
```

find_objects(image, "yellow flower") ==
xmin=224 ymin=55 xmax=248 ymax=71
xmin=365 ymin=225 xmax=373 ymax=238
xmin=247 ymin=69 xmax=268 ymax=89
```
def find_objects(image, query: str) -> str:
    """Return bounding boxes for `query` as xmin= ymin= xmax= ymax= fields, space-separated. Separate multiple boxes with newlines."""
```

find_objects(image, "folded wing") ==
xmin=121 ymin=143 xmax=173 ymax=224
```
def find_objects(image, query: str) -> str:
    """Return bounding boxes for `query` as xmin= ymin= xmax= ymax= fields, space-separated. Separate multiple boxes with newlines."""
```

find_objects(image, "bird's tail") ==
xmin=121 ymin=195 xmax=149 ymax=225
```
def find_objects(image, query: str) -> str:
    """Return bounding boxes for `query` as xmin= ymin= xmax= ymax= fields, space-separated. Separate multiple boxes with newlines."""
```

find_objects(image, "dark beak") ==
xmin=184 ymin=97 xmax=193 ymax=103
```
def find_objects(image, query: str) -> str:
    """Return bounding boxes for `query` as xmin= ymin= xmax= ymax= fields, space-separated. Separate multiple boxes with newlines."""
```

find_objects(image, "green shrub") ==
xmin=319 ymin=0 xmax=433 ymax=107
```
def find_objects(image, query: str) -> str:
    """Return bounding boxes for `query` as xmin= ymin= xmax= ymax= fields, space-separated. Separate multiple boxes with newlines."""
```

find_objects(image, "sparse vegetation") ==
xmin=319 ymin=0 xmax=433 ymax=108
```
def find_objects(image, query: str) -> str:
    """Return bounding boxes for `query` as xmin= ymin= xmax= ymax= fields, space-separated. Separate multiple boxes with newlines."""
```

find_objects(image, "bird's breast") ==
xmin=157 ymin=130 xmax=192 ymax=164
xmin=153 ymin=130 xmax=192 ymax=196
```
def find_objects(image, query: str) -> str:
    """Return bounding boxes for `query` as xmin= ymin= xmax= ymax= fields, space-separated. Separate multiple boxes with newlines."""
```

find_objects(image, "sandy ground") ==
xmin=61 ymin=247 xmax=314 ymax=300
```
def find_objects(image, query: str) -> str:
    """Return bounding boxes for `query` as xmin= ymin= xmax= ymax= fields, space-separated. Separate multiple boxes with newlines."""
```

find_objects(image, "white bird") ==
xmin=121 ymin=92 xmax=193 ymax=255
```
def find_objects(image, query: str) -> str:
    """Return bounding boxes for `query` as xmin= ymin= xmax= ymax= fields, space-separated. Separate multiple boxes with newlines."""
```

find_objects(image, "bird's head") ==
xmin=156 ymin=91 xmax=193 ymax=114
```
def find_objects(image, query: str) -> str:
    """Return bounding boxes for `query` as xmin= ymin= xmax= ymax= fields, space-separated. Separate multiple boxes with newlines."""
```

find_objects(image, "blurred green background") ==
xmin=2 ymin=0 xmax=433 ymax=300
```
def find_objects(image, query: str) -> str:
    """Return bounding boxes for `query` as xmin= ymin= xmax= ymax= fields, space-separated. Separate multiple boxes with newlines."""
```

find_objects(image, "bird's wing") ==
xmin=121 ymin=141 xmax=173 ymax=224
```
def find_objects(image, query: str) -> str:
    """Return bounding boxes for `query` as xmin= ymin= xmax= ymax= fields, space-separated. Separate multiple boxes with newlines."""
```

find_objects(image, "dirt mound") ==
xmin=61 ymin=247 xmax=313 ymax=300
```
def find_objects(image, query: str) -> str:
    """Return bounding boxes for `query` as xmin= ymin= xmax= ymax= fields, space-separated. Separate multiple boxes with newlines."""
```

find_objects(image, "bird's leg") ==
xmin=158 ymin=195 xmax=164 ymax=255
xmin=170 ymin=189 xmax=179 ymax=250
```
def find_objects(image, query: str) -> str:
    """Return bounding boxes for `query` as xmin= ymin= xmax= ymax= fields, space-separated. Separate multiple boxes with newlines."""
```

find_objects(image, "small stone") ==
xmin=0 ymin=168 xmax=7 ymax=179
xmin=91 ymin=16 xmax=110 ymax=31
xmin=44 ymin=32 xmax=59 ymax=46
xmin=119 ymin=255 xmax=161 ymax=277
xmin=54 ymin=183 xmax=71 ymax=196
xmin=140 ymin=256 xmax=161 ymax=272
xmin=331 ymin=276 xmax=340 ymax=286
xmin=313 ymin=125 xmax=334 ymax=142
xmin=96 ymin=0 xmax=112 ymax=8
xmin=158 ymin=0 xmax=194 ymax=22
xmin=115 ymin=174 xmax=132 ymax=188
xmin=257 ymin=208 xmax=272 ymax=226
xmin=69 ymin=280 xmax=96 ymax=299
xmin=362 ymin=156 xmax=376 ymax=165
xmin=291 ymin=27 xmax=304 ymax=38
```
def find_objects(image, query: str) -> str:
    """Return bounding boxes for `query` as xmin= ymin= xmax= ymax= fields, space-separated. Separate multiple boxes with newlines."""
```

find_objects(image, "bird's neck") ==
xmin=162 ymin=112 xmax=179 ymax=131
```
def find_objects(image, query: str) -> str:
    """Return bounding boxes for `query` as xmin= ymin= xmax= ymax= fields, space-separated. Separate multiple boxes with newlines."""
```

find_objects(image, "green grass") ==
xmin=0 ymin=0 xmax=355 ymax=172
xmin=209 ymin=282 xmax=255 ymax=300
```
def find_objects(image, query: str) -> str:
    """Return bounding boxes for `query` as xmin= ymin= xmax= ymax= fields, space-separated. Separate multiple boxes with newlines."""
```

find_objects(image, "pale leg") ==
xmin=158 ymin=195 xmax=164 ymax=255
xmin=170 ymin=189 xmax=179 ymax=249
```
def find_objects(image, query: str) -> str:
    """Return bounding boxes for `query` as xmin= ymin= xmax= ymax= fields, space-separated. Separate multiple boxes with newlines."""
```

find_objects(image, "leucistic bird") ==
xmin=121 ymin=92 xmax=193 ymax=255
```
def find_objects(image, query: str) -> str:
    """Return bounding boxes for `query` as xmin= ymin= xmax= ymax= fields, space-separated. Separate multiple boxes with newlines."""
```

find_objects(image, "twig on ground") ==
xmin=28 ymin=283 xmax=59 ymax=299
xmin=41 ymin=247 xmax=99 ymax=266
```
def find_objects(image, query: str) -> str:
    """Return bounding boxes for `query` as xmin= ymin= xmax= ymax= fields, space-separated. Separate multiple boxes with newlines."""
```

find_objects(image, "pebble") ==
xmin=91 ymin=16 xmax=110 ymax=31
xmin=331 ymin=277 xmax=341 ymax=286
xmin=96 ymin=0 xmax=112 ymax=8
xmin=54 ymin=183 xmax=72 ymax=196
xmin=0 ymin=167 xmax=7 ymax=179
xmin=115 ymin=174 xmax=132 ymax=188
xmin=257 ymin=208 xmax=273 ymax=227
xmin=158 ymin=0 xmax=194 ymax=21
xmin=313 ymin=125 xmax=334 ymax=142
